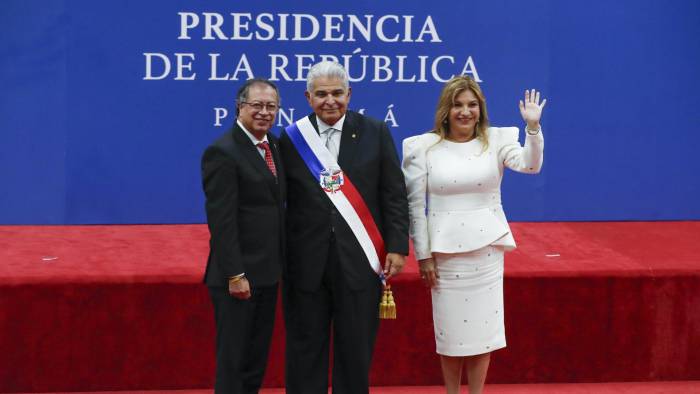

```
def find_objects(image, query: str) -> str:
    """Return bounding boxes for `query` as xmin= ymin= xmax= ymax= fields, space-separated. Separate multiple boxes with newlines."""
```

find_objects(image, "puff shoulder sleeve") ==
xmin=402 ymin=133 xmax=439 ymax=260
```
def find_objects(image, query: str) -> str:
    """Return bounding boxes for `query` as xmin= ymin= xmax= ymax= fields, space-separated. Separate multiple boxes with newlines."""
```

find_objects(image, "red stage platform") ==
xmin=1 ymin=222 xmax=699 ymax=392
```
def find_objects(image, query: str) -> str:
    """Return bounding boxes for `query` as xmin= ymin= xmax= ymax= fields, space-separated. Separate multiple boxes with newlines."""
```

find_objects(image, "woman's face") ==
xmin=448 ymin=89 xmax=480 ymax=138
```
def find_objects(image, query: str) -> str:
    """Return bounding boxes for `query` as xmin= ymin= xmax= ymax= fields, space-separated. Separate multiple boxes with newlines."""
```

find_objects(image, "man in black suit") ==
xmin=201 ymin=79 xmax=285 ymax=394
xmin=279 ymin=61 xmax=409 ymax=393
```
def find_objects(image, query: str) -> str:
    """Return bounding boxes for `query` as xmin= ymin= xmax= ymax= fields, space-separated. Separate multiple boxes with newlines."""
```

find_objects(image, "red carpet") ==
xmin=1 ymin=222 xmax=699 ymax=392
xmin=11 ymin=381 xmax=700 ymax=393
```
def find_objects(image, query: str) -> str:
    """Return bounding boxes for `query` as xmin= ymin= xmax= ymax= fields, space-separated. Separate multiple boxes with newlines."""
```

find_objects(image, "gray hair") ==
xmin=306 ymin=61 xmax=349 ymax=92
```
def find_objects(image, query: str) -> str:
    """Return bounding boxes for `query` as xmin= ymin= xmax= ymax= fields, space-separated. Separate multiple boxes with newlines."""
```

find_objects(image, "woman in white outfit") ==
xmin=402 ymin=76 xmax=546 ymax=394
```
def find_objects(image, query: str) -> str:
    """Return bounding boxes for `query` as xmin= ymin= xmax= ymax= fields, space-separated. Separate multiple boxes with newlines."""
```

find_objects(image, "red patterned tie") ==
xmin=257 ymin=141 xmax=277 ymax=176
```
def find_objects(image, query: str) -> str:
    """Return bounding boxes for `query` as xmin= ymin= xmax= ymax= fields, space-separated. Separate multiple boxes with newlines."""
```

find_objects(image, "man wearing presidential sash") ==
xmin=279 ymin=61 xmax=409 ymax=393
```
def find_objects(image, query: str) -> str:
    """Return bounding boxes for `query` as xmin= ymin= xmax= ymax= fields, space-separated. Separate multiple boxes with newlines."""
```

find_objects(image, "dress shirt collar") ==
xmin=316 ymin=114 xmax=346 ymax=134
xmin=237 ymin=120 xmax=269 ymax=146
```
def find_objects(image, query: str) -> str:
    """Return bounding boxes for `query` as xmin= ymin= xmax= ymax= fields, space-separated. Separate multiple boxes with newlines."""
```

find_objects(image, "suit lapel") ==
xmin=337 ymin=111 xmax=360 ymax=171
xmin=268 ymin=136 xmax=285 ymax=199
xmin=309 ymin=113 xmax=320 ymax=135
xmin=232 ymin=125 xmax=279 ymax=197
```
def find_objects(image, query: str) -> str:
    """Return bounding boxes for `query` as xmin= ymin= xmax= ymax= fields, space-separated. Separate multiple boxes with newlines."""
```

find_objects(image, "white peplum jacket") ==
xmin=402 ymin=127 xmax=544 ymax=261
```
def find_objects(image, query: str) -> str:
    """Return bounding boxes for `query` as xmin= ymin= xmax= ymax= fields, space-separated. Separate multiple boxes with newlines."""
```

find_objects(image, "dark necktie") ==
xmin=257 ymin=141 xmax=277 ymax=177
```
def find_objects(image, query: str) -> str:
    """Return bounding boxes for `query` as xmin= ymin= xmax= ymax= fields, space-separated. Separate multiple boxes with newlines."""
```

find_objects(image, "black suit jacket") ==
xmin=202 ymin=123 xmax=286 ymax=288
xmin=279 ymin=111 xmax=408 ymax=291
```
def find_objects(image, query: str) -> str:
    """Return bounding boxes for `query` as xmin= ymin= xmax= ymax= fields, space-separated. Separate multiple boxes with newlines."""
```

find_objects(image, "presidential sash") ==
xmin=285 ymin=117 xmax=387 ymax=279
xmin=285 ymin=116 xmax=397 ymax=319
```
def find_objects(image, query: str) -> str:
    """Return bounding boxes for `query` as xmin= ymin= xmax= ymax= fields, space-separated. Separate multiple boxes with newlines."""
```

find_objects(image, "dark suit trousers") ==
xmin=209 ymin=284 xmax=278 ymax=394
xmin=284 ymin=238 xmax=383 ymax=394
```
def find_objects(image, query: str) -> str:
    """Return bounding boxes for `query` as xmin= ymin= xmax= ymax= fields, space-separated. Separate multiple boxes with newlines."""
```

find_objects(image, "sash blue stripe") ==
xmin=285 ymin=122 xmax=325 ymax=178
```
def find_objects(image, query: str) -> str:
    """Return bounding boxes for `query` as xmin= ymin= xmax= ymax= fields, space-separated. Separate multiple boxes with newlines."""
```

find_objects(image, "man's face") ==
xmin=305 ymin=77 xmax=351 ymax=126
xmin=237 ymin=84 xmax=279 ymax=139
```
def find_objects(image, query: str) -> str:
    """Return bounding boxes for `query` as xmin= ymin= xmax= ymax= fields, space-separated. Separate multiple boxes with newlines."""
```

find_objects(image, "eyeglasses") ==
xmin=241 ymin=101 xmax=279 ymax=112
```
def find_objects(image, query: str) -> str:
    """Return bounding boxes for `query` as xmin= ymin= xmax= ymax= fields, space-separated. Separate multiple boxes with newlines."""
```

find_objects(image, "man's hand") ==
xmin=229 ymin=277 xmax=251 ymax=300
xmin=383 ymin=253 xmax=406 ymax=280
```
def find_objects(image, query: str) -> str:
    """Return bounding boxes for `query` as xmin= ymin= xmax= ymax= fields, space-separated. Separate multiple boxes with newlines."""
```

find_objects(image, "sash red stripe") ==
xmin=342 ymin=177 xmax=387 ymax=263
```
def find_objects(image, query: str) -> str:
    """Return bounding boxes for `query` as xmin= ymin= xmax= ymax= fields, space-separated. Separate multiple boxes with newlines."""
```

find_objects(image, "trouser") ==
xmin=209 ymin=283 xmax=278 ymax=394
xmin=284 ymin=241 xmax=382 ymax=394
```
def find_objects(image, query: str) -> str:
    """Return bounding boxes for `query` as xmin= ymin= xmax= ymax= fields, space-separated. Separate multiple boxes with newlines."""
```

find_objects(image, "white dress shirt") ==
xmin=237 ymin=120 xmax=270 ymax=159
xmin=317 ymin=115 xmax=345 ymax=160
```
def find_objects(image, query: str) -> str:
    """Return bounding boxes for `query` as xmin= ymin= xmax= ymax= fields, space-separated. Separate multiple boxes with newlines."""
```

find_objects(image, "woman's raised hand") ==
xmin=519 ymin=89 xmax=547 ymax=130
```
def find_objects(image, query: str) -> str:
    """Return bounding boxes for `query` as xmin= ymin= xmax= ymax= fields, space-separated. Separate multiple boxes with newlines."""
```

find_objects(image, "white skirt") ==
xmin=431 ymin=245 xmax=506 ymax=356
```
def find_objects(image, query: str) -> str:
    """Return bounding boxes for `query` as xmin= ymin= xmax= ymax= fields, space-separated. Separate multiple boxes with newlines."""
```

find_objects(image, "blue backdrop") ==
xmin=2 ymin=0 xmax=699 ymax=224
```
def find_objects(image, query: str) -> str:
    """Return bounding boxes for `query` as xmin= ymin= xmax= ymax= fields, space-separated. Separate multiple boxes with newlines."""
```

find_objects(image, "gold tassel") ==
xmin=379 ymin=285 xmax=397 ymax=319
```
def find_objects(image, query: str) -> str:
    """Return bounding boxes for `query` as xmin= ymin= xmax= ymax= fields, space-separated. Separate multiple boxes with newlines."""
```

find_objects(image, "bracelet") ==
xmin=229 ymin=273 xmax=246 ymax=283
xmin=526 ymin=127 xmax=541 ymax=136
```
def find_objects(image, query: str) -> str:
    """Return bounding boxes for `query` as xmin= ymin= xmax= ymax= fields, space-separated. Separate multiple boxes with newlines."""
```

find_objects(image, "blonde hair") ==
xmin=431 ymin=75 xmax=489 ymax=151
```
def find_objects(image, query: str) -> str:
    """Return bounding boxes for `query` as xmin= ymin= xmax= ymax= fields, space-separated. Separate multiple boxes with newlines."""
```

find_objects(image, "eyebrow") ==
xmin=314 ymin=89 xmax=345 ymax=94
